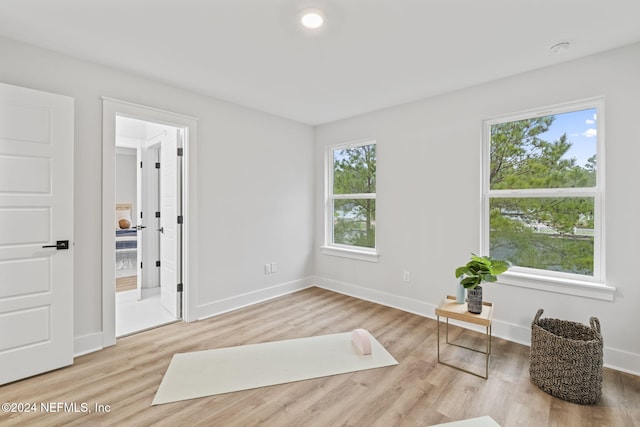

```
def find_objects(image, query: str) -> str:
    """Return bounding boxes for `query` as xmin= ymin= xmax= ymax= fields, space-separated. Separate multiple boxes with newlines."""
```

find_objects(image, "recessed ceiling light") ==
xmin=550 ymin=42 xmax=570 ymax=53
xmin=301 ymin=10 xmax=324 ymax=29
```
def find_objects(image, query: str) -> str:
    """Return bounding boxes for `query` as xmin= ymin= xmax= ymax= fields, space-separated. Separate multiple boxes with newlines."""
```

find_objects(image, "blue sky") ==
xmin=539 ymin=108 xmax=597 ymax=168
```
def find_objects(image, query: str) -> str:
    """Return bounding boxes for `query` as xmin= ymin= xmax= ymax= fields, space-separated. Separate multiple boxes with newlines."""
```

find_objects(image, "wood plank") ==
xmin=0 ymin=287 xmax=637 ymax=427
xmin=116 ymin=276 xmax=136 ymax=292
xmin=436 ymin=295 xmax=493 ymax=327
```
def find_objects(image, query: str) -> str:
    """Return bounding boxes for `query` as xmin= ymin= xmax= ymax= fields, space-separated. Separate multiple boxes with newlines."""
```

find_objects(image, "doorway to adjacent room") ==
xmin=102 ymin=98 xmax=197 ymax=344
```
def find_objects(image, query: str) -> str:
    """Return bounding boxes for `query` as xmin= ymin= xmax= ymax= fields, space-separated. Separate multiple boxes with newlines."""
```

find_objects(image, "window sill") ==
xmin=499 ymin=271 xmax=615 ymax=301
xmin=320 ymin=246 xmax=379 ymax=263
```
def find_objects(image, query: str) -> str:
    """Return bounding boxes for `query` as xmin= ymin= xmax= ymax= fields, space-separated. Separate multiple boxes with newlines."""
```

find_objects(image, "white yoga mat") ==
xmin=152 ymin=331 xmax=398 ymax=405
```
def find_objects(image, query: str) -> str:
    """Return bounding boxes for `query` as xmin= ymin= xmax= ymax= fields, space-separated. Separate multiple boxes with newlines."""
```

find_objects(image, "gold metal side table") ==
xmin=435 ymin=295 xmax=493 ymax=379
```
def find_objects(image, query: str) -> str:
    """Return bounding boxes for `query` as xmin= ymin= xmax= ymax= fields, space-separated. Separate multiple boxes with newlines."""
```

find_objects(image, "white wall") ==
xmin=313 ymin=43 xmax=640 ymax=375
xmin=0 ymin=36 xmax=315 ymax=352
xmin=2 ymin=34 xmax=637 ymax=375
xmin=115 ymin=149 xmax=137 ymax=220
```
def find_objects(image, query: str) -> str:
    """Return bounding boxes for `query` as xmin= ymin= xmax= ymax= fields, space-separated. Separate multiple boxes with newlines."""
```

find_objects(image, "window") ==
xmin=483 ymin=99 xmax=610 ymax=297
xmin=323 ymin=140 xmax=377 ymax=261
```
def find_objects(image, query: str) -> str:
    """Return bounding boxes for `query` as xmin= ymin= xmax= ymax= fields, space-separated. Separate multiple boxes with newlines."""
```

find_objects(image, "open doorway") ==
xmin=102 ymin=97 xmax=198 ymax=347
xmin=115 ymin=116 xmax=182 ymax=336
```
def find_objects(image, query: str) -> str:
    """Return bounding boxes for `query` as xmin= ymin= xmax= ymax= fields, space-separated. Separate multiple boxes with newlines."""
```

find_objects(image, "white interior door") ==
xmin=0 ymin=82 xmax=74 ymax=385
xmin=140 ymin=143 xmax=160 ymax=291
xmin=135 ymin=145 xmax=143 ymax=300
xmin=159 ymin=129 xmax=182 ymax=318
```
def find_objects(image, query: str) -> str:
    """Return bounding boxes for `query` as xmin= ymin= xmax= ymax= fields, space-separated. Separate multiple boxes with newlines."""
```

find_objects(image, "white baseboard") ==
xmin=314 ymin=276 xmax=434 ymax=317
xmin=74 ymin=332 xmax=104 ymax=357
xmin=313 ymin=276 xmax=640 ymax=376
xmin=603 ymin=347 xmax=640 ymax=376
xmin=197 ymin=277 xmax=314 ymax=320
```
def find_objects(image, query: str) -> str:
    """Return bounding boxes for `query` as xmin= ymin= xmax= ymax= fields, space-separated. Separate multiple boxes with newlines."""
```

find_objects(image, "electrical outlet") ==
xmin=403 ymin=271 xmax=411 ymax=283
xmin=264 ymin=264 xmax=271 ymax=274
xmin=271 ymin=262 xmax=277 ymax=273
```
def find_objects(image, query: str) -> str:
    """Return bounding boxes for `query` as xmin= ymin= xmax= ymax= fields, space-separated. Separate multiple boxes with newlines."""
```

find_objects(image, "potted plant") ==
xmin=455 ymin=253 xmax=511 ymax=313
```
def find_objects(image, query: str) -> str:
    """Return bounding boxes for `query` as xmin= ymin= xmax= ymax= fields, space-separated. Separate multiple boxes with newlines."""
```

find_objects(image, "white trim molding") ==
xmin=197 ymin=278 xmax=314 ymax=320
xmin=482 ymin=97 xmax=607 ymax=298
xmin=101 ymin=97 xmax=199 ymax=348
xmin=324 ymin=139 xmax=377 ymax=254
xmin=74 ymin=332 xmax=104 ymax=357
xmin=320 ymin=245 xmax=379 ymax=263
xmin=313 ymin=276 xmax=432 ymax=317
xmin=500 ymin=271 xmax=615 ymax=301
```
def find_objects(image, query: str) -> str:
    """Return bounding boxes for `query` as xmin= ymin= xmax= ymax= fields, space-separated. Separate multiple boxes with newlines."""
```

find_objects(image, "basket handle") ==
xmin=533 ymin=309 xmax=544 ymax=325
xmin=590 ymin=316 xmax=601 ymax=333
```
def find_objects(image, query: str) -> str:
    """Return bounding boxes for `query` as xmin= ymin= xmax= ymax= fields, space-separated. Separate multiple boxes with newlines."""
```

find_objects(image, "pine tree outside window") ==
xmin=322 ymin=140 xmax=377 ymax=262
xmin=482 ymin=99 xmax=612 ymax=299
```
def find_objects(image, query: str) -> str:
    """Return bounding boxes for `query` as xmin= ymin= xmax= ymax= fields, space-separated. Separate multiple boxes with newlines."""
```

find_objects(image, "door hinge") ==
xmin=177 ymin=215 xmax=183 ymax=224
xmin=155 ymin=162 xmax=160 ymax=169
xmin=156 ymin=260 xmax=161 ymax=267
xmin=177 ymin=147 xmax=183 ymax=157
xmin=155 ymin=211 xmax=160 ymax=218
xmin=177 ymin=283 xmax=183 ymax=292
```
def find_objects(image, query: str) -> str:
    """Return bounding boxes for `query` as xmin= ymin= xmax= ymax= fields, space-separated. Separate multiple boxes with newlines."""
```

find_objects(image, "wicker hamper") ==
xmin=529 ymin=309 xmax=603 ymax=405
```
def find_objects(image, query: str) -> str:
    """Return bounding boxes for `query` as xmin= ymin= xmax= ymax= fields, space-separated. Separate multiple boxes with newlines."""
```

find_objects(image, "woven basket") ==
xmin=529 ymin=309 xmax=603 ymax=405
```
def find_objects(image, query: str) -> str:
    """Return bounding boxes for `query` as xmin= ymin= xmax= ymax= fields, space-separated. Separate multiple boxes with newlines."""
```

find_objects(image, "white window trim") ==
xmin=320 ymin=245 xmax=379 ymax=263
xmin=481 ymin=97 xmax=612 ymax=300
xmin=323 ymin=139 xmax=378 ymax=262
xmin=499 ymin=270 xmax=615 ymax=301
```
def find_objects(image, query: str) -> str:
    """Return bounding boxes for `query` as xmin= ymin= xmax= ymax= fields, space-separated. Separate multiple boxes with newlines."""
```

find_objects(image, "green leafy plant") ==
xmin=455 ymin=253 xmax=511 ymax=289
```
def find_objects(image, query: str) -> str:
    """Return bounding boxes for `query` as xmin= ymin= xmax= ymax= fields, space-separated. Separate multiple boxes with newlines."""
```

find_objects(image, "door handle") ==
xmin=137 ymin=225 xmax=147 ymax=230
xmin=42 ymin=240 xmax=70 ymax=250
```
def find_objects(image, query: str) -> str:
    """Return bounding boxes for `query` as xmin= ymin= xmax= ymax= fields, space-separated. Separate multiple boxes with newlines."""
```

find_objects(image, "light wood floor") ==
xmin=116 ymin=275 xmax=137 ymax=293
xmin=1 ymin=287 xmax=638 ymax=427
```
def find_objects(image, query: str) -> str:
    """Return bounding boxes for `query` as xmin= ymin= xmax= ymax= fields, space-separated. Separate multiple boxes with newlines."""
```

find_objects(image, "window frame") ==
xmin=481 ymin=98 xmax=614 ymax=300
xmin=322 ymin=139 xmax=378 ymax=262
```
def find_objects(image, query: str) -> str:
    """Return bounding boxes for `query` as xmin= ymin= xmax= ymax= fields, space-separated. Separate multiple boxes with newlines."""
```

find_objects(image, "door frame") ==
xmin=102 ymin=97 xmax=198 ymax=347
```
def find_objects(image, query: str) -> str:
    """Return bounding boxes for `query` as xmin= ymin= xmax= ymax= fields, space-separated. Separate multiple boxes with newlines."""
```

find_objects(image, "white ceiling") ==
xmin=116 ymin=116 xmax=149 ymax=140
xmin=116 ymin=116 xmax=176 ymax=141
xmin=1 ymin=1 xmax=639 ymax=125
